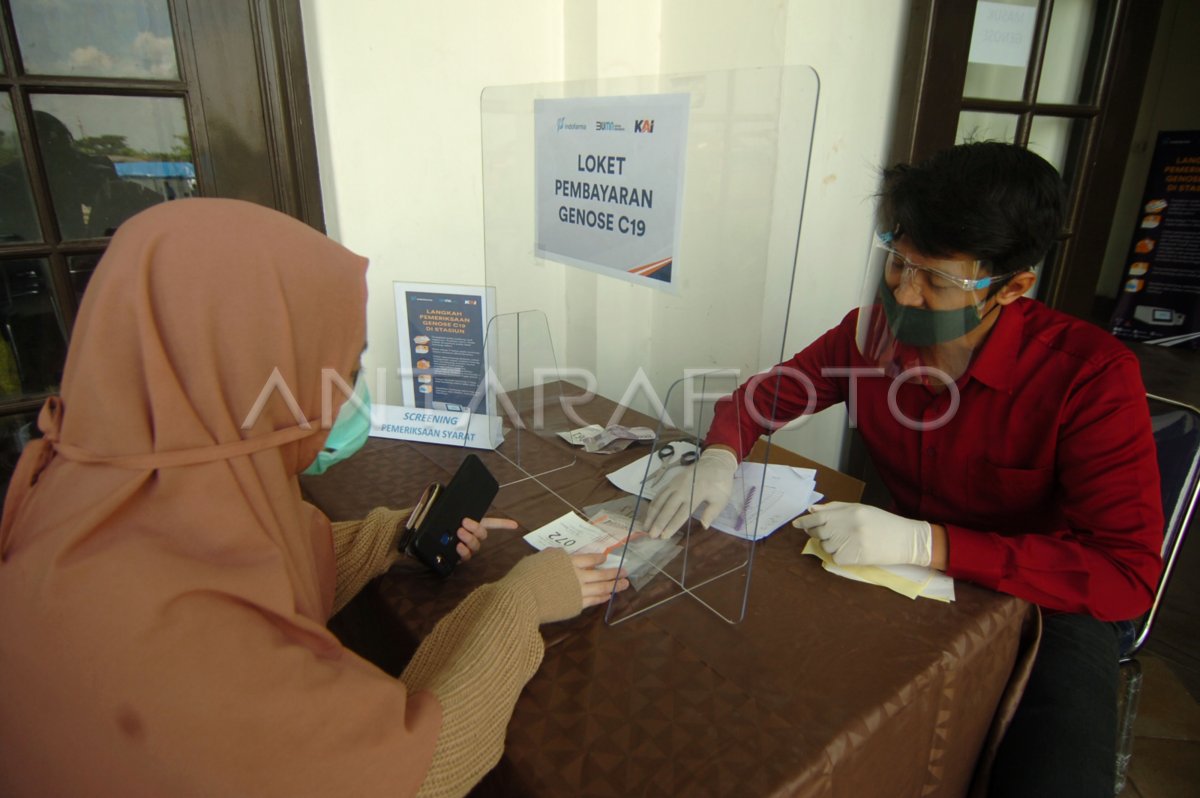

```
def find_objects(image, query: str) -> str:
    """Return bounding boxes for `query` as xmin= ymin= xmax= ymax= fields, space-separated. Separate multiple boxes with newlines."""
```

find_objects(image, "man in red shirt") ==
xmin=646 ymin=142 xmax=1163 ymax=796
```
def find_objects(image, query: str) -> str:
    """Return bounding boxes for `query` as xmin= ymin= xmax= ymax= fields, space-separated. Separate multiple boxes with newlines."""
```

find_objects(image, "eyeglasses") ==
xmin=875 ymin=233 xmax=1013 ymax=292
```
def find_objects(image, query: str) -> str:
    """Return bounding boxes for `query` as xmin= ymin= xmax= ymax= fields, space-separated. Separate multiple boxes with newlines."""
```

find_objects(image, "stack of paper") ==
xmin=708 ymin=462 xmax=822 ymax=540
xmin=802 ymin=539 xmax=956 ymax=602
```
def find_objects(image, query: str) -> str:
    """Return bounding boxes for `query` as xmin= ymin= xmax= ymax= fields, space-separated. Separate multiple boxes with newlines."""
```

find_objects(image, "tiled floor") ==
xmin=1117 ymin=653 xmax=1200 ymax=798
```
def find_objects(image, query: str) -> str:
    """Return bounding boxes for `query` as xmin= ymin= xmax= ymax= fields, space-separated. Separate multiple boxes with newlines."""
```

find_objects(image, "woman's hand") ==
xmin=456 ymin=516 xmax=518 ymax=562
xmin=569 ymin=552 xmax=630 ymax=608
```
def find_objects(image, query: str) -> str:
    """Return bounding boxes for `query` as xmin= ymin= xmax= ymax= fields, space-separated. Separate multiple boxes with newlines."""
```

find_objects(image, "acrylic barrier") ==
xmin=475 ymin=66 xmax=819 ymax=620
xmin=464 ymin=309 xmax=578 ymax=484
xmin=600 ymin=371 xmax=782 ymax=625
xmin=480 ymin=65 xmax=817 ymax=439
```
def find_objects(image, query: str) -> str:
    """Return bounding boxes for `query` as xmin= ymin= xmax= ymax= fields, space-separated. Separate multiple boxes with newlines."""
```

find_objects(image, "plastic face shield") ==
xmin=855 ymin=232 xmax=1007 ymax=379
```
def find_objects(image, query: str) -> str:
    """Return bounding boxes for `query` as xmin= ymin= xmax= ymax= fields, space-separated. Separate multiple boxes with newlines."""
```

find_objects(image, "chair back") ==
xmin=1125 ymin=394 xmax=1200 ymax=659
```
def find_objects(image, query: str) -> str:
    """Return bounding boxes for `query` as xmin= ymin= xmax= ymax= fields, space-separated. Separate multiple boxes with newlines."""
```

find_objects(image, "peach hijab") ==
xmin=0 ymin=199 xmax=440 ymax=796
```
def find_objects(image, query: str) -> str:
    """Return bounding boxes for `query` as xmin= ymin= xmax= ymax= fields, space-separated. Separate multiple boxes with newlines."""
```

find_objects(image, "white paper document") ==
xmin=523 ymin=511 xmax=619 ymax=556
xmin=803 ymin=539 xmax=956 ymax=602
xmin=522 ymin=510 xmax=680 ymax=588
xmin=605 ymin=441 xmax=701 ymax=500
xmin=708 ymin=462 xmax=822 ymax=540
xmin=605 ymin=448 xmax=823 ymax=540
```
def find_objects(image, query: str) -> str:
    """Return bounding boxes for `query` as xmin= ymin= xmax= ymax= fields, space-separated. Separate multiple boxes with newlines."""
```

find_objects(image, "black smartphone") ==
xmin=407 ymin=454 xmax=500 ymax=576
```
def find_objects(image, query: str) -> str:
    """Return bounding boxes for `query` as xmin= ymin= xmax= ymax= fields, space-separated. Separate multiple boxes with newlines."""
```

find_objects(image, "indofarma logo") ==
xmin=556 ymin=116 xmax=586 ymax=132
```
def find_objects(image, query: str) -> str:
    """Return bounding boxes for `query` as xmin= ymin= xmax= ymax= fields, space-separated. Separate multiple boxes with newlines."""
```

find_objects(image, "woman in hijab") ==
xmin=0 ymin=199 xmax=627 ymax=797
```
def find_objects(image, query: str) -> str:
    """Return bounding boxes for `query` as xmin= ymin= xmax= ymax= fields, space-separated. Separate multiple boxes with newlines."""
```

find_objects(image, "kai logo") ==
xmin=634 ymin=119 xmax=655 ymax=133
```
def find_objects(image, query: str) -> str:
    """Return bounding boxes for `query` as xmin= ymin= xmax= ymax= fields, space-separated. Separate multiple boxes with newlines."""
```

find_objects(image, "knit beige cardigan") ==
xmin=332 ymin=509 xmax=580 ymax=797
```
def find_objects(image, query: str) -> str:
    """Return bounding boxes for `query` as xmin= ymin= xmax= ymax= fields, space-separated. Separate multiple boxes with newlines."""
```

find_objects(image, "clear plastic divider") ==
xmin=465 ymin=310 xmax=578 ymax=483
xmin=480 ymin=66 xmax=819 ymax=622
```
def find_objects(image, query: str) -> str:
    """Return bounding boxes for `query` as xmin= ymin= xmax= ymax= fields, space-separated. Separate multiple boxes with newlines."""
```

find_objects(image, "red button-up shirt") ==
xmin=706 ymin=298 xmax=1163 ymax=621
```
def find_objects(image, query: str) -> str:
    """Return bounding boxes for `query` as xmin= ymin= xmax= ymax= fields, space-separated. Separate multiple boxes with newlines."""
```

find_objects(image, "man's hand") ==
xmin=792 ymin=502 xmax=933 ymax=567
xmin=645 ymin=447 xmax=738 ymax=538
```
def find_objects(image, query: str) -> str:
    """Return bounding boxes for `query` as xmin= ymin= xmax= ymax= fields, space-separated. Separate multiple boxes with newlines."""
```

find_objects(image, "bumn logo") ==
xmin=634 ymin=119 xmax=654 ymax=133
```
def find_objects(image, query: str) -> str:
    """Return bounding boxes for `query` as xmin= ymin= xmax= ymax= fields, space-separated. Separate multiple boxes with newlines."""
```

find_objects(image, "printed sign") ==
xmin=1110 ymin=131 xmax=1200 ymax=349
xmin=968 ymin=1 xmax=1037 ymax=68
xmin=535 ymin=93 xmax=689 ymax=291
xmin=377 ymin=282 xmax=502 ymax=449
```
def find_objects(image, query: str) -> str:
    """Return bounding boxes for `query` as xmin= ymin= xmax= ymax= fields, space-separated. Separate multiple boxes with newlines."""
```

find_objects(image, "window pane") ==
xmin=31 ymin=94 xmax=193 ymax=239
xmin=956 ymin=111 xmax=1019 ymax=145
xmin=964 ymin=0 xmax=1039 ymax=102
xmin=1038 ymin=0 xmax=1102 ymax=105
xmin=1029 ymin=115 xmax=1089 ymax=195
xmin=11 ymin=0 xmax=179 ymax=80
xmin=0 ymin=410 xmax=39 ymax=497
xmin=0 ymin=94 xmax=43 ymax=244
xmin=0 ymin=259 xmax=67 ymax=399
xmin=68 ymin=253 xmax=102 ymax=305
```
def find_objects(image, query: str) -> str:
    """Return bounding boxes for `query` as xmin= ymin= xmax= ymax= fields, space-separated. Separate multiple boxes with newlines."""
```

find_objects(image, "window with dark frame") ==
xmin=889 ymin=0 xmax=1164 ymax=322
xmin=0 ymin=0 xmax=324 ymax=496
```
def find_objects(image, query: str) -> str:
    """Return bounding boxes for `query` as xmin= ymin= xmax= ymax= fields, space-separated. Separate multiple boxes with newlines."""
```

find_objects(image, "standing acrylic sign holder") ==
xmin=462 ymin=309 xmax=578 ymax=485
xmin=479 ymin=65 xmax=819 ymax=624
xmin=375 ymin=280 xmax=504 ymax=452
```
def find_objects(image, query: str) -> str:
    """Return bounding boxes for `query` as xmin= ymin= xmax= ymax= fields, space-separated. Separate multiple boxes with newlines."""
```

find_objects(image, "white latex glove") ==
xmin=644 ymin=447 xmax=737 ymax=538
xmin=791 ymin=501 xmax=933 ymax=567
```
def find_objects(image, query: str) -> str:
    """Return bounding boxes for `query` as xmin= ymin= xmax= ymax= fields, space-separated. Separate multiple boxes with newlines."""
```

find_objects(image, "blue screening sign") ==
xmin=535 ymin=93 xmax=689 ymax=292
xmin=397 ymin=286 xmax=487 ymax=410
xmin=1110 ymin=131 xmax=1200 ymax=349
xmin=379 ymin=282 xmax=501 ymax=450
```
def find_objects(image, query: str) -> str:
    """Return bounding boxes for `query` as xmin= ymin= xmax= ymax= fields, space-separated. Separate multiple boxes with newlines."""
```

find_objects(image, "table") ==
xmin=302 ymin=418 xmax=1036 ymax=797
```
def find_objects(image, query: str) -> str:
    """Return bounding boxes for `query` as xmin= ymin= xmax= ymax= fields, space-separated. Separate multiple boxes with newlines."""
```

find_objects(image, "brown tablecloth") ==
xmin=302 ymin=426 xmax=1035 ymax=798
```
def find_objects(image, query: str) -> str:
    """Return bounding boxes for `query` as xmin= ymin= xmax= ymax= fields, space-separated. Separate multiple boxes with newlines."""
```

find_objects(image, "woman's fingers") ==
xmin=457 ymin=527 xmax=482 ymax=551
xmin=456 ymin=516 xmax=513 ymax=563
xmin=455 ymin=518 xmax=481 ymax=561
xmin=580 ymin=577 xmax=630 ymax=608
xmin=578 ymin=565 xmax=626 ymax=586
xmin=459 ymin=517 xmax=488 ymax=544
xmin=569 ymin=552 xmax=630 ymax=608
xmin=479 ymin=516 xmax=519 ymax=532
xmin=569 ymin=553 xmax=627 ymax=582
xmin=449 ymin=520 xmax=631 ymax=608
xmin=569 ymin=552 xmax=607 ymax=569
xmin=454 ymin=517 xmax=519 ymax=562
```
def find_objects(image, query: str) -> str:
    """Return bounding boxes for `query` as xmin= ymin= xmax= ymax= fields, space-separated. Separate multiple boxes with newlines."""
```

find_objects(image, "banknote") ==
xmin=559 ymin=424 xmax=656 ymax=453
xmin=557 ymin=424 xmax=605 ymax=446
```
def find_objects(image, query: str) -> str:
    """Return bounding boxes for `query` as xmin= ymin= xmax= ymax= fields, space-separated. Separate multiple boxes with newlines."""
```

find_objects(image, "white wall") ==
xmin=300 ymin=0 xmax=910 ymax=469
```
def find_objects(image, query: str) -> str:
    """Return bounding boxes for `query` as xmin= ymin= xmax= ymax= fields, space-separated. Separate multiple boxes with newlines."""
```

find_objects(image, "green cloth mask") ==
xmin=302 ymin=374 xmax=371 ymax=476
xmin=878 ymin=280 xmax=986 ymax=347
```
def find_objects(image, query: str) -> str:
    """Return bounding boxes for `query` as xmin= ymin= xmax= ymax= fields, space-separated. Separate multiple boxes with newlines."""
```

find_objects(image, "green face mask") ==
xmin=878 ymin=281 xmax=987 ymax=347
xmin=302 ymin=374 xmax=372 ymax=476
